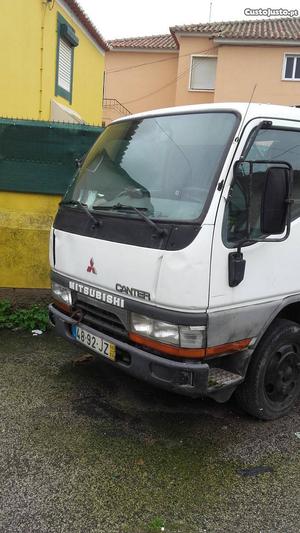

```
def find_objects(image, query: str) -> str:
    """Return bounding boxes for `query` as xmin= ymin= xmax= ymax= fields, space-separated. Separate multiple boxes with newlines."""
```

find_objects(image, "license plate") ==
xmin=72 ymin=325 xmax=116 ymax=361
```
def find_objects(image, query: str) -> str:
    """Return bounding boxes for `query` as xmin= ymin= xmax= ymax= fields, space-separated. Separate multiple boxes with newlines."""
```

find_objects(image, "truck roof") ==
xmin=115 ymin=102 xmax=300 ymax=123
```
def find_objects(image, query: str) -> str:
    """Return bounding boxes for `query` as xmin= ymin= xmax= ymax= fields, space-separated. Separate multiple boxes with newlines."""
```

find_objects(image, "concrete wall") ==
xmin=214 ymin=44 xmax=300 ymax=105
xmin=0 ymin=0 xmax=105 ymax=123
xmin=104 ymin=50 xmax=178 ymax=121
xmin=0 ymin=192 xmax=60 ymax=289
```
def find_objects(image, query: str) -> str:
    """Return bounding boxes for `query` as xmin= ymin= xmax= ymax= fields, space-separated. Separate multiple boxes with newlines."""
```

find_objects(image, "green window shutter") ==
xmin=58 ymin=38 xmax=72 ymax=94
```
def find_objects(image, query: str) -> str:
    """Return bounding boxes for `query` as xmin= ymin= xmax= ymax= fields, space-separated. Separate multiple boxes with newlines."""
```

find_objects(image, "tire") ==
xmin=235 ymin=318 xmax=300 ymax=420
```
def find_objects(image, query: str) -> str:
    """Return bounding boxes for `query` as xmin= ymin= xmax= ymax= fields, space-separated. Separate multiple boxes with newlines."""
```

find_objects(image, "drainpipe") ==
xmin=39 ymin=1 xmax=55 ymax=119
xmin=39 ymin=2 xmax=47 ymax=119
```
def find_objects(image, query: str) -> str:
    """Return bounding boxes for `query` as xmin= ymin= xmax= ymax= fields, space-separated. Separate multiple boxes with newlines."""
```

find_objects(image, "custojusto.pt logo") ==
xmin=244 ymin=8 xmax=298 ymax=17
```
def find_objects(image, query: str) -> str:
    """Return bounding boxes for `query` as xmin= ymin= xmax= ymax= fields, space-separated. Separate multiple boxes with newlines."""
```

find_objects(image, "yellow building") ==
xmin=0 ymin=0 xmax=108 ymax=124
xmin=0 ymin=0 xmax=108 ymax=293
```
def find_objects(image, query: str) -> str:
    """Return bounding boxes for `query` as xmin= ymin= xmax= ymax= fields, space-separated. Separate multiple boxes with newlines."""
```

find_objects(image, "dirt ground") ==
xmin=0 ymin=329 xmax=299 ymax=533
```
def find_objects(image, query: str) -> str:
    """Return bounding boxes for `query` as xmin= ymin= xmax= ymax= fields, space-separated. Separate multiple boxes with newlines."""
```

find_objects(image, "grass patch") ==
xmin=0 ymin=299 xmax=48 ymax=331
xmin=147 ymin=517 xmax=165 ymax=531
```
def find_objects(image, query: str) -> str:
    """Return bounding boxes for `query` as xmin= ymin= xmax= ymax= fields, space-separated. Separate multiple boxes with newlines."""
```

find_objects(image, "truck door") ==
xmin=208 ymin=117 xmax=300 ymax=346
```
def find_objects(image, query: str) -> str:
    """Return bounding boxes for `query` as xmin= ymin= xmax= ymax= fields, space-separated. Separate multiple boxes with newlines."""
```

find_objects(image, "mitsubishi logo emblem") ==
xmin=87 ymin=257 xmax=97 ymax=274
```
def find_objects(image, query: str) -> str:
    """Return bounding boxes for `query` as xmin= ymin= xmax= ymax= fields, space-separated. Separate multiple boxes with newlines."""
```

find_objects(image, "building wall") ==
xmin=0 ymin=0 xmax=105 ymax=123
xmin=0 ymin=193 xmax=60 ymax=288
xmin=0 ymin=119 xmax=102 ymax=290
xmin=174 ymin=36 xmax=217 ymax=106
xmin=105 ymin=37 xmax=300 ymax=117
xmin=104 ymin=50 xmax=178 ymax=121
xmin=214 ymin=44 xmax=300 ymax=105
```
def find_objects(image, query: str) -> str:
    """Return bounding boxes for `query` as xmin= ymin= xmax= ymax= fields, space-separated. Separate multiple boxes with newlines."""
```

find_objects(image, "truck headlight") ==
xmin=51 ymin=282 xmax=72 ymax=306
xmin=130 ymin=313 xmax=206 ymax=349
xmin=131 ymin=314 xmax=179 ymax=345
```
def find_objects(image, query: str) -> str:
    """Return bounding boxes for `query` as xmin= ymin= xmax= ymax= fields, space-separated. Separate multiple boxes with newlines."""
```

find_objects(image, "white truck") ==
xmin=49 ymin=102 xmax=300 ymax=420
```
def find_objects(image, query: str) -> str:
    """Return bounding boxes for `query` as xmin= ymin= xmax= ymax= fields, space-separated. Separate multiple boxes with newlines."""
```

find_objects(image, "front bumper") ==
xmin=49 ymin=303 xmax=211 ymax=398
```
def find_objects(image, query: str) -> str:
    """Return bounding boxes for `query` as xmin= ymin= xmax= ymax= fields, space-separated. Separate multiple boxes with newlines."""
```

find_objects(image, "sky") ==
xmin=77 ymin=0 xmax=300 ymax=40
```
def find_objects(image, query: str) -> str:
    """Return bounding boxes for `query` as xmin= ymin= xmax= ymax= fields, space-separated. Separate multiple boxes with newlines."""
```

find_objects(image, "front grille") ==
xmin=74 ymin=299 xmax=128 ymax=339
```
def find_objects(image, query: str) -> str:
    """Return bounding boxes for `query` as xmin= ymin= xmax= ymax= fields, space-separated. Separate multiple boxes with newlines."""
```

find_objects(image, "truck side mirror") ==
xmin=227 ymin=160 xmax=292 ymax=288
xmin=261 ymin=167 xmax=290 ymax=235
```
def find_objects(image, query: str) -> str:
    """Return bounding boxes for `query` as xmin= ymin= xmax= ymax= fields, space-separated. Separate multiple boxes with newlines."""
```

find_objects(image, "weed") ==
xmin=0 ymin=299 xmax=49 ymax=331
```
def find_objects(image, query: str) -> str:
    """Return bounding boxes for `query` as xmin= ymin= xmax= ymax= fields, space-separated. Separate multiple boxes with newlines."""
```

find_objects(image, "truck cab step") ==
xmin=208 ymin=367 xmax=243 ymax=390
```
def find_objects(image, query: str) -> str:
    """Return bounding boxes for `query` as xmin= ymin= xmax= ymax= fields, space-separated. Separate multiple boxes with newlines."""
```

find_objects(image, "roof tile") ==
xmin=170 ymin=17 xmax=300 ymax=40
xmin=108 ymin=34 xmax=177 ymax=50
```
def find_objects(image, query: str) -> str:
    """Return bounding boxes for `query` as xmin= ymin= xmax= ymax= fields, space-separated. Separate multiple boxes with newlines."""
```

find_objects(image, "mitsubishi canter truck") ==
xmin=49 ymin=102 xmax=300 ymax=420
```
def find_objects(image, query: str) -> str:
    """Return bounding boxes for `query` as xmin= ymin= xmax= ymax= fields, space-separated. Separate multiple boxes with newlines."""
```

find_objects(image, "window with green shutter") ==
xmin=55 ymin=14 xmax=79 ymax=103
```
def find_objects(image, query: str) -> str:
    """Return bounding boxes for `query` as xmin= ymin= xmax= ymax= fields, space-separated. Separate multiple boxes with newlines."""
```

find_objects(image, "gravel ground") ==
xmin=0 ymin=329 xmax=299 ymax=533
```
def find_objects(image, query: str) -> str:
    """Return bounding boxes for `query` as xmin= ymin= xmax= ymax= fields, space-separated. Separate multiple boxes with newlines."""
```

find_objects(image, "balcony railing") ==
xmin=103 ymin=98 xmax=131 ymax=116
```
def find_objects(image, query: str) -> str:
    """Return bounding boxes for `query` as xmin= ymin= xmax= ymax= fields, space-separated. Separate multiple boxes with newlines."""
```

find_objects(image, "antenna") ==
xmin=236 ymin=83 xmax=257 ymax=146
xmin=209 ymin=2 xmax=213 ymax=22
xmin=244 ymin=83 xmax=257 ymax=119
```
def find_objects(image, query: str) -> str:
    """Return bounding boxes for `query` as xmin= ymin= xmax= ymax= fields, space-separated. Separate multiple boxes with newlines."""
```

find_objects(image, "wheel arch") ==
xmin=255 ymin=296 xmax=300 ymax=349
xmin=277 ymin=301 xmax=300 ymax=325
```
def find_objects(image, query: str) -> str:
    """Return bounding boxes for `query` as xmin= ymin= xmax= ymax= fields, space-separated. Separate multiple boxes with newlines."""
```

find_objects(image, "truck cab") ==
xmin=49 ymin=102 xmax=300 ymax=420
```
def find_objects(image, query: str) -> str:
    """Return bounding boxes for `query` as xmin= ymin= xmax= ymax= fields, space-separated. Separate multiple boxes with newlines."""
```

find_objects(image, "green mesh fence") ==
xmin=0 ymin=118 xmax=103 ymax=195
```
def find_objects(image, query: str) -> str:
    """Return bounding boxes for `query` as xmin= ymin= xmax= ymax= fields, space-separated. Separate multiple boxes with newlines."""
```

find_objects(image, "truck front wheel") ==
xmin=235 ymin=318 xmax=300 ymax=420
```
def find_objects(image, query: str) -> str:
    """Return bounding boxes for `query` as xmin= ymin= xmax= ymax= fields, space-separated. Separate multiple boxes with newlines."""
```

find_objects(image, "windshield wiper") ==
xmin=93 ymin=203 xmax=166 ymax=236
xmin=60 ymin=200 xmax=102 ymax=227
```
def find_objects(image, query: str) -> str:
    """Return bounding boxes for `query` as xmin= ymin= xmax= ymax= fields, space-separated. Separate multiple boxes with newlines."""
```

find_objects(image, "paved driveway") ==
xmin=0 ymin=330 xmax=299 ymax=533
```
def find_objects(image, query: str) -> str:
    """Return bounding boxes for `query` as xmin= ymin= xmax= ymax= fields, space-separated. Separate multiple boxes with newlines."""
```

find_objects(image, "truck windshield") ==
xmin=65 ymin=112 xmax=237 ymax=221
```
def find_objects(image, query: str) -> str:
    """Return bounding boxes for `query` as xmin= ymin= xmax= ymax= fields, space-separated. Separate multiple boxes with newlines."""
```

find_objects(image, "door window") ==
xmin=226 ymin=127 xmax=300 ymax=245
